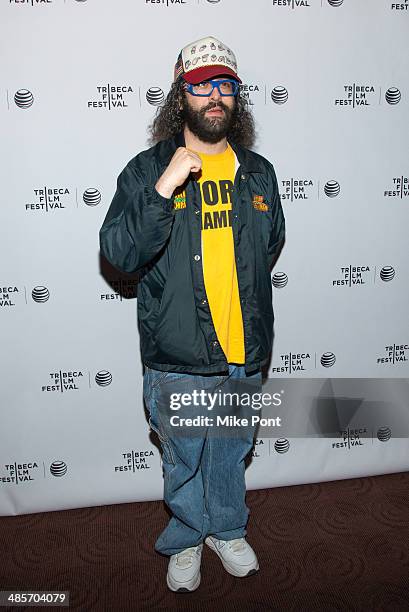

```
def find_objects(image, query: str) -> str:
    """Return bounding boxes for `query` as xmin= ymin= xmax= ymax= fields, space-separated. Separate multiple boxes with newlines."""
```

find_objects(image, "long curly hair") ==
xmin=148 ymin=78 xmax=256 ymax=148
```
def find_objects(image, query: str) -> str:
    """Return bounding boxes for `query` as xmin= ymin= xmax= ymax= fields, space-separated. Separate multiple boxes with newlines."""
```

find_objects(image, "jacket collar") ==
xmin=157 ymin=131 xmax=264 ymax=174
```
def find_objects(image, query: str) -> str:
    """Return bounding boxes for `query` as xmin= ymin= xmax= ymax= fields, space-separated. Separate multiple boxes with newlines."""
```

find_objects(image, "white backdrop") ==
xmin=1 ymin=0 xmax=408 ymax=516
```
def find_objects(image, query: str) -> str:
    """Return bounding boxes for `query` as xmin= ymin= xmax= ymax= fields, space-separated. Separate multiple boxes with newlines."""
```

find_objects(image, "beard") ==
xmin=181 ymin=96 xmax=236 ymax=144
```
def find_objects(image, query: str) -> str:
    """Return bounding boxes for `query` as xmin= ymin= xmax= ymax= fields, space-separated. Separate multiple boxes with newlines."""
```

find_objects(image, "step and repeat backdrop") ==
xmin=1 ymin=0 xmax=408 ymax=516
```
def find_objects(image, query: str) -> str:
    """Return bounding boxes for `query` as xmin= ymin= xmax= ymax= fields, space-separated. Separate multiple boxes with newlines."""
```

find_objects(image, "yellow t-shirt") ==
xmin=174 ymin=143 xmax=245 ymax=364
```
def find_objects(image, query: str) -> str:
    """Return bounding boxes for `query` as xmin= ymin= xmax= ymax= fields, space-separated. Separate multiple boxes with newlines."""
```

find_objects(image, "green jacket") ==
xmin=99 ymin=132 xmax=285 ymax=374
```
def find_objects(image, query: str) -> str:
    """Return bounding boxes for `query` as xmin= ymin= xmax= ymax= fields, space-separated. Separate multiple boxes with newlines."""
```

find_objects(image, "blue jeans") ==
xmin=143 ymin=364 xmax=262 ymax=556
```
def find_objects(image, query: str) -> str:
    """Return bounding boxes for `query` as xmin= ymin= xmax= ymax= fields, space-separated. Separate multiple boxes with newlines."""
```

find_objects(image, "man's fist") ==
xmin=155 ymin=147 xmax=202 ymax=199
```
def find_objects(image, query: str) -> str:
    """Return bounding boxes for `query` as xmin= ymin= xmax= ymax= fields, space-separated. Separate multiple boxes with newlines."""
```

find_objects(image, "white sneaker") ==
xmin=205 ymin=536 xmax=259 ymax=578
xmin=166 ymin=543 xmax=203 ymax=592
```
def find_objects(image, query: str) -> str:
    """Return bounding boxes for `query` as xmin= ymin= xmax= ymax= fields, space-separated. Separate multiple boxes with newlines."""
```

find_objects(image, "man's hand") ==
xmin=155 ymin=147 xmax=202 ymax=199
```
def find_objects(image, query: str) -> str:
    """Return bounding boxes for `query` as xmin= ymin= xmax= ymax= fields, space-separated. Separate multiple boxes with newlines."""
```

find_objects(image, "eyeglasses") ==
xmin=185 ymin=79 xmax=239 ymax=97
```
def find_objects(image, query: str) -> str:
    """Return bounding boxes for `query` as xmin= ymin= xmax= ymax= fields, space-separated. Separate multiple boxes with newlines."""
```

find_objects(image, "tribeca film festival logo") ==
xmin=0 ymin=285 xmax=53 ymax=308
xmin=100 ymin=278 xmax=138 ymax=302
xmin=115 ymin=449 xmax=155 ymax=474
xmin=0 ymin=462 xmax=39 ymax=485
xmin=0 ymin=461 xmax=68 ymax=486
xmin=24 ymin=187 xmax=101 ymax=212
xmin=280 ymin=178 xmax=314 ymax=202
xmin=87 ymin=84 xmax=169 ymax=109
xmin=282 ymin=179 xmax=338 ymax=199
xmin=271 ymin=0 xmax=311 ymax=7
xmin=271 ymin=352 xmax=313 ymax=373
xmin=88 ymin=84 xmax=135 ymax=110
xmin=332 ymin=265 xmax=396 ymax=286
xmin=377 ymin=344 xmax=408 ymax=366
xmin=279 ymin=179 xmax=341 ymax=202
xmin=335 ymin=85 xmax=402 ymax=108
xmin=335 ymin=84 xmax=377 ymax=108
xmin=332 ymin=427 xmax=396 ymax=451
xmin=271 ymin=351 xmax=337 ymax=373
xmin=384 ymin=176 xmax=409 ymax=198
xmin=332 ymin=265 xmax=372 ymax=287
xmin=25 ymin=187 xmax=70 ymax=212
xmin=332 ymin=428 xmax=368 ymax=451
xmin=41 ymin=370 xmax=113 ymax=392
xmin=271 ymin=0 xmax=344 ymax=8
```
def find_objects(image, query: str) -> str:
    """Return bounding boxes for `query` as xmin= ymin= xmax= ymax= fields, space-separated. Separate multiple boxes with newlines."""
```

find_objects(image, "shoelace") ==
xmin=176 ymin=545 xmax=202 ymax=568
xmin=216 ymin=537 xmax=246 ymax=553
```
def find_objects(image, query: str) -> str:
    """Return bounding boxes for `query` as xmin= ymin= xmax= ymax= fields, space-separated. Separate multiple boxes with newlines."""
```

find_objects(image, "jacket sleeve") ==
xmin=99 ymin=161 xmax=175 ymax=273
xmin=266 ymin=161 xmax=286 ymax=268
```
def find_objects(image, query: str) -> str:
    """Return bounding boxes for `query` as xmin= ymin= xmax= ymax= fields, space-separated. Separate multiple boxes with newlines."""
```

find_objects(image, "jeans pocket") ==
xmin=149 ymin=369 xmax=170 ymax=390
xmin=148 ymin=416 xmax=176 ymax=467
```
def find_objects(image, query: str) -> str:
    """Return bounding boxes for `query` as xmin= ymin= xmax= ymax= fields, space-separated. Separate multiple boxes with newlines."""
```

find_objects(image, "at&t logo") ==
xmin=272 ymin=272 xmax=288 ymax=288
xmin=324 ymin=180 xmax=340 ymax=197
xmin=50 ymin=461 xmax=68 ymax=477
xmin=95 ymin=371 xmax=112 ymax=386
xmin=271 ymin=86 xmax=288 ymax=104
xmin=320 ymin=352 xmax=336 ymax=367
xmin=32 ymin=286 xmax=50 ymax=302
xmin=14 ymin=89 xmax=34 ymax=108
xmin=385 ymin=87 xmax=401 ymax=104
xmin=146 ymin=87 xmax=165 ymax=106
xmin=379 ymin=266 xmax=395 ymax=282
xmin=83 ymin=188 xmax=101 ymax=206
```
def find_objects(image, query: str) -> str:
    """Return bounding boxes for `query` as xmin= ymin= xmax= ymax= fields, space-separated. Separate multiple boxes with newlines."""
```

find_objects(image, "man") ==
xmin=99 ymin=35 xmax=285 ymax=593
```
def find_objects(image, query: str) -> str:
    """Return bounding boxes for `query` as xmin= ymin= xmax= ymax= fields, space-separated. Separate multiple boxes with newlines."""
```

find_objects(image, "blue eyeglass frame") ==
xmin=185 ymin=78 xmax=240 ymax=97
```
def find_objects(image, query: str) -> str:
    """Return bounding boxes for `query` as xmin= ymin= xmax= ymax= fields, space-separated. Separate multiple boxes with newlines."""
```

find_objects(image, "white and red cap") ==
xmin=174 ymin=36 xmax=241 ymax=85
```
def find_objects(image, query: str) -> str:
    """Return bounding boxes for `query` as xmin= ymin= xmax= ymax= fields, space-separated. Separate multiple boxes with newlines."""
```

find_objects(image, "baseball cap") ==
xmin=174 ymin=36 xmax=242 ymax=85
